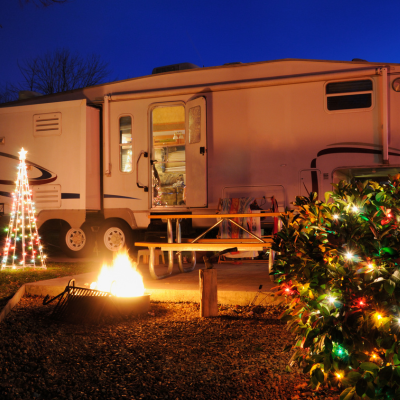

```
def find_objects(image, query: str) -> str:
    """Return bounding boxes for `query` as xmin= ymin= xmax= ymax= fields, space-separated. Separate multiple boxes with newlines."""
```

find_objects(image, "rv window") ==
xmin=326 ymin=79 xmax=373 ymax=111
xmin=326 ymin=80 xmax=372 ymax=94
xmin=119 ymin=116 xmax=132 ymax=173
xmin=188 ymin=105 xmax=201 ymax=144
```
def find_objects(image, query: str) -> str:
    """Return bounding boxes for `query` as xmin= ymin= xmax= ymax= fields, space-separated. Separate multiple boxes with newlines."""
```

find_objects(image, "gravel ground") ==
xmin=0 ymin=297 xmax=340 ymax=400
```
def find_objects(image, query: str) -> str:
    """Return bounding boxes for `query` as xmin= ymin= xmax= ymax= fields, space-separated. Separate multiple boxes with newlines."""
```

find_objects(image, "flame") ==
xmin=90 ymin=250 xmax=145 ymax=297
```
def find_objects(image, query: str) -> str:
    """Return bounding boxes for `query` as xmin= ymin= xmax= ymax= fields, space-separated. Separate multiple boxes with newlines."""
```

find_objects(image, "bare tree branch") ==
xmin=0 ymin=84 xmax=18 ymax=104
xmin=15 ymin=48 xmax=111 ymax=95
xmin=20 ymin=0 xmax=69 ymax=7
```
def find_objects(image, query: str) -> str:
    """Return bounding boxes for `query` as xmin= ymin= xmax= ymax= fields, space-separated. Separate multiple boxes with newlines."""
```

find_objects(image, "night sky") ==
xmin=1 ymin=0 xmax=400 ymax=88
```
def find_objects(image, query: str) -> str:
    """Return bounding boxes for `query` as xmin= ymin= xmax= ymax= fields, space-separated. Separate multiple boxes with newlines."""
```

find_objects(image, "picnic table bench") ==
xmin=135 ymin=212 xmax=281 ymax=280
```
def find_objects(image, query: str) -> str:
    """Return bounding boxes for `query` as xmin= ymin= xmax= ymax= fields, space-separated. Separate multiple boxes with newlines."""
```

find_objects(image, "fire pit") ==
xmin=43 ymin=251 xmax=150 ymax=323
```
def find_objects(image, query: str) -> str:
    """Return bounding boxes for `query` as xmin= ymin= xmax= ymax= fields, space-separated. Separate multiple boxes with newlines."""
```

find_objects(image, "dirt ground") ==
xmin=0 ymin=297 xmax=340 ymax=400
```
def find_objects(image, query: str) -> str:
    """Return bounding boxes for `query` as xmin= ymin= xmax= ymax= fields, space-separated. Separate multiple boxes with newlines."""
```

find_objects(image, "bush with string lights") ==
xmin=273 ymin=177 xmax=400 ymax=399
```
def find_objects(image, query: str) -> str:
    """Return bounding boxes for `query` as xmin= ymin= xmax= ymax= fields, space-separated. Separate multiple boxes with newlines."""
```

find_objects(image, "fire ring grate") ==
xmin=43 ymin=279 xmax=150 ymax=323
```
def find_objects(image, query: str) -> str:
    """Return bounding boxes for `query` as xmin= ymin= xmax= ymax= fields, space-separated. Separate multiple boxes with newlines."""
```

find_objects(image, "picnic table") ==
xmin=135 ymin=212 xmax=281 ymax=280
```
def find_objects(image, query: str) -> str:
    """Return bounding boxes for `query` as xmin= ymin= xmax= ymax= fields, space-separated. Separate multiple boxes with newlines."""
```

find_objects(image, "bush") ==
xmin=273 ymin=177 xmax=400 ymax=399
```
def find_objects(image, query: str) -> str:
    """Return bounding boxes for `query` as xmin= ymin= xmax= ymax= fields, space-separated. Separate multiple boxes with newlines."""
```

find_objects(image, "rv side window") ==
xmin=188 ymin=105 xmax=201 ymax=144
xmin=119 ymin=116 xmax=132 ymax=173
xmin=325 ymin=79 xmax=373 ymax=111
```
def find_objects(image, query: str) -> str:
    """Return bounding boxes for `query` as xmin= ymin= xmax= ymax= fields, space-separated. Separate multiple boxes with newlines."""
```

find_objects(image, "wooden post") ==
xmin=199 ymin=268 xmax=218 ymax=317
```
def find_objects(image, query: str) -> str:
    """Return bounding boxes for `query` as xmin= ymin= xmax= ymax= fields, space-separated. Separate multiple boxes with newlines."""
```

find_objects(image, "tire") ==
xmin=59 ymin=224 xmax=94 ymax=258
xmin=99 ymin=219 xmax=133 ymax=254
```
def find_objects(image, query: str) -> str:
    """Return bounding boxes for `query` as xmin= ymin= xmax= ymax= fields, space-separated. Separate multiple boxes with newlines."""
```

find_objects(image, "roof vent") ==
xmin=19 ymin=91 xmax=43 ymax=100
xmin=152 ymin=63 xmax=199 ymax=75
xmin=352 ymin=58 xmax=367 ymax=62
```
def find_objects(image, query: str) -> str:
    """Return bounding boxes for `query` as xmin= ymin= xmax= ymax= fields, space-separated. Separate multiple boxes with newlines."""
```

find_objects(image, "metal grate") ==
xmin=32 ymin=185 xmax=61 ymax=209
xmin=33 ymin=112 xmax=62 ymax=136
xmin=43 ymin=279 xmax=114 ymax=323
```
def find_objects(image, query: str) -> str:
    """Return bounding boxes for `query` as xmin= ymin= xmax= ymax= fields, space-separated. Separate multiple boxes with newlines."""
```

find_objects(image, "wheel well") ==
xmin=39 ymin=219 xmax=68 ymax=232
xmin=102 ymin=218 xmax=131 ymax=229
xmin=38 ymin=219 xmax=69 ymax=252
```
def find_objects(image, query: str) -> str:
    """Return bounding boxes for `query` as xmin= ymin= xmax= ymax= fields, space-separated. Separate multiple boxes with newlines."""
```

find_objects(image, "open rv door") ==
xmin=185 ymin=97 xmax=207 ymax=207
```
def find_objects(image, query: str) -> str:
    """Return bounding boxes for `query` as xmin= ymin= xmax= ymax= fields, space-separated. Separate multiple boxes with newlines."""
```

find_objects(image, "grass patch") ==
xmin=0 ymin=262 xmax=100 ymax=307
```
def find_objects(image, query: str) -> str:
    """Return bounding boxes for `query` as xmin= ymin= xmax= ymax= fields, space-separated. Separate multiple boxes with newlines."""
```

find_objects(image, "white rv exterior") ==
xmin=1 ymin=58 xmax=400 ymax=256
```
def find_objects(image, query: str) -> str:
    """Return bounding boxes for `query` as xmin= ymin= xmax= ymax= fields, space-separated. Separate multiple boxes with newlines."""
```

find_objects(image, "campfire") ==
xmin=90 ymin=251 xmax=145 ymax=297
xmin=44 ymin=250 xmax=150 ymax=323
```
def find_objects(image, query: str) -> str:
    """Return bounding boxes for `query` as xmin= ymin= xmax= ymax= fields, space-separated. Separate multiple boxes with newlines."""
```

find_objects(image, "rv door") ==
xmin=185 ymin=97 xmax=207 ymax=207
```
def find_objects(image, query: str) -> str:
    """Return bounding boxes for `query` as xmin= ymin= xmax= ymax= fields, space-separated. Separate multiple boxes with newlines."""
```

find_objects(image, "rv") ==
xmin=0 ymin=58 xmax=399 ymax=257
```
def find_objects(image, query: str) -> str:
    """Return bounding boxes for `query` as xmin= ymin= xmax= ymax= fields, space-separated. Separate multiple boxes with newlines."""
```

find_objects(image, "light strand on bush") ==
xmin=274 ymin=178 xmax=400 ymax=399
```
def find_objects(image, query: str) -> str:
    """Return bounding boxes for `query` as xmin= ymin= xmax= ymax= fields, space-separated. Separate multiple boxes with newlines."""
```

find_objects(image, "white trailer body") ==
xmin=1 ymin=59 xmax=400 ymax=256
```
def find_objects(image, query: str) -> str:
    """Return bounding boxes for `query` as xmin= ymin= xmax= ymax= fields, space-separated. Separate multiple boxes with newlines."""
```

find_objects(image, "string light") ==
xmin=345 ymin=252 xmax=353 ymax=261
xmin=367 ymin=264 xmax=374 ymax=272
xmin=1 ymin=148 xmax=46 ymax=270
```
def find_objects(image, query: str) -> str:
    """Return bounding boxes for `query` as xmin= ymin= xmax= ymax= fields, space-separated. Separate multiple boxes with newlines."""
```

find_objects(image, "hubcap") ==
xmin=65 ymin=228 xmax=86 ymax=251
xmin=104 ymin=227 xmax=125 ymax=251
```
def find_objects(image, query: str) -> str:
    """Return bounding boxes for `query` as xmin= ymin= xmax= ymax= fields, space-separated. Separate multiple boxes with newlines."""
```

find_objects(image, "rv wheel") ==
xmin=99 ymin=220 xmax=133 ymax=253
xmin=59 ymin=224 xmax=94 ymax=258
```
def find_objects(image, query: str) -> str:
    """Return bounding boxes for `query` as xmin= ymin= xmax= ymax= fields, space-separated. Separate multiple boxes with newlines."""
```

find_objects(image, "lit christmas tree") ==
xmin=1 ymin=148 xmax=46 ymax=270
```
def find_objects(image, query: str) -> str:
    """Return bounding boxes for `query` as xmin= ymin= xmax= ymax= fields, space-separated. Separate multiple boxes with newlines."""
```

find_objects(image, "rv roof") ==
xmin=1 ymin=58 xmax=399 ymax=108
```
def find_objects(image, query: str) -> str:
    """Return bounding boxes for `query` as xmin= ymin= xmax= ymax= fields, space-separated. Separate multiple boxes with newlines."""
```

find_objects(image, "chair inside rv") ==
xmin=151 ymin=105 xmax=186 ymax=207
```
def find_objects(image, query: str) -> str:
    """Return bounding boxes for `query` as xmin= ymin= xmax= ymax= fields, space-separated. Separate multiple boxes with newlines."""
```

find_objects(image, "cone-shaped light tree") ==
xmin=1 ymin=148 xmax=46 ymax=269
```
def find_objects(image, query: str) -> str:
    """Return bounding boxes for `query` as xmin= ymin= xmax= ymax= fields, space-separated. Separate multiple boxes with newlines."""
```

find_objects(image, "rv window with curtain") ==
xmin=325 ymin=79 xmax=373 ymax=111
xmin=119 ymin=116 xmax=132 ymax=173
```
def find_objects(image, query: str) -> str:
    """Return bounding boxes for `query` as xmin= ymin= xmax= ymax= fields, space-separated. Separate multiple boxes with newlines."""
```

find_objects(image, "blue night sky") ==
xmin=1 ymin=0 xmax=400 ymax=87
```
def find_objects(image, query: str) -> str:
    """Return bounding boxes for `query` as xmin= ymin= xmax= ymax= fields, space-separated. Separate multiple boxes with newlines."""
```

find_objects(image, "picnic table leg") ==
xmin=176 ymin=219 xmax=196 ymax=273
xmin=167 ymin=219 xmax=175 ymax=270
xmin=268 ymin=250 xmax=275 ymax=282
xmin=149 ymin=247 xmax=174 ymax=280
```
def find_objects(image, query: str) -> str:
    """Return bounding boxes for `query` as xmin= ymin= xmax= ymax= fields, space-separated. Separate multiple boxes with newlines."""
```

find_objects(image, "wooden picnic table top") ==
xmin=135 ymin=242 xmax=271 ymax=250
xmin=179 ymin=238 xmax=273 ymax=243
xmin=148 ymin=212 xmax=282 ymax=219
